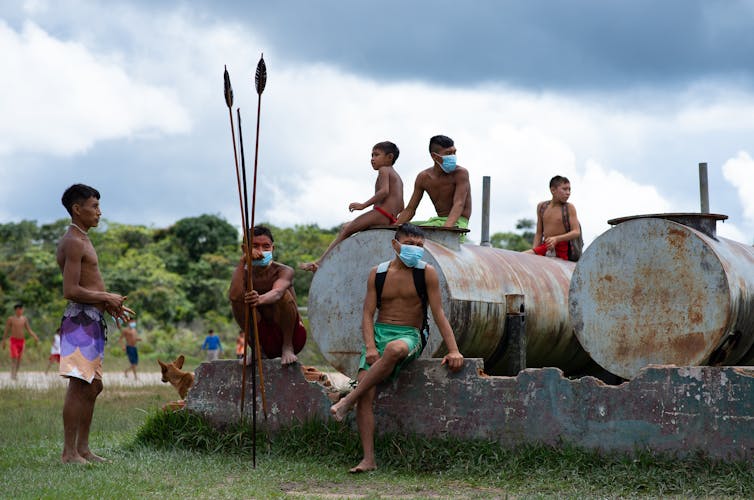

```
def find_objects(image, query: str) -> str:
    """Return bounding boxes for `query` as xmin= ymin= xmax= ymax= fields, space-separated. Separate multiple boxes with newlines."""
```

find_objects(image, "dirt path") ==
xmin=0 ymin=371 xmax=164 ymax=390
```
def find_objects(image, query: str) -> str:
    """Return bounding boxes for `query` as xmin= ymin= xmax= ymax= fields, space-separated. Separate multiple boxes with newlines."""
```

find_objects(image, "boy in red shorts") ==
xmin=527 ymin=175 xmax=581 ymax=260
xmin=2 ymin=303 xmax=40 ymax=380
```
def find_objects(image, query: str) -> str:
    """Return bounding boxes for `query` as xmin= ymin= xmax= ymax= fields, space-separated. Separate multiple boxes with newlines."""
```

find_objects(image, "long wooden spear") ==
xmin=248 ymin=54 xmax=269 ymax=425
xmin=224 ymin=66 xmax=254 ymax=425
xmin=237 ymin=108 xmax=259 ymax=467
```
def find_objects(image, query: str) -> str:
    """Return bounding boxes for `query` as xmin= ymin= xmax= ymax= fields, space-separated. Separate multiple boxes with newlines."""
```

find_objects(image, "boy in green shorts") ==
xmin=396 ymin=135 xmax=472 ymax=233
xmin=330 ymin=223 xmax=464 ymax=473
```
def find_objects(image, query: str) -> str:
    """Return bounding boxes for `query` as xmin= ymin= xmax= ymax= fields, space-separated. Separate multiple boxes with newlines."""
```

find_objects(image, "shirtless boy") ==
xmin=2 ymin=304 xmax=40 ymax=380
xmin=300 ymin=141 xmax=404 ymax=272
xmin=118 ymin=319 xmax=141 ymax=379
xmin=396 ymin=135 xmax=472 ymax=232
xmin=56 ymin=184 xmax=134 ymax=464
xmin=230 ymin=226 xmax=307 ymax=365
xmin=330 ymin=223 xmax=464 ymax=473
xmin=526 ymin=175 xmax=581 ymax=260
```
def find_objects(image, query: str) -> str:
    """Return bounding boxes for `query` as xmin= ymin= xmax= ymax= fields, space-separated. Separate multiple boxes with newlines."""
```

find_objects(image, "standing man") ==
xmin=201 ymin=329 xmax=223 ymax=361
xmin=396 ymin=135 xmax=472 ymax=234
xmin=118 ymin=319 xmax=141 ymax=379
xmin=330 ymin=223 xmax=464 ymax=473
xmin=56 ymin=183 xmax=133 ymax=464
xmin=2 ymin=303 xmax=40 ymax=380
xmin=229 ymin=226 xmax=307 ymax=366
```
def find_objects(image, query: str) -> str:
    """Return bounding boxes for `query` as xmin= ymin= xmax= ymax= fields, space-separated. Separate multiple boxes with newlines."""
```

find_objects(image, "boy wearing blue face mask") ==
xmin=229 ymin=226 xmax=307 ymax=365
xmin=396 ymin=135 xmax=472 ymax=237
xmin=300 ymin=141 xmax=405 ymax=272
xmin=330 ymin=223 xmax=464 ymax=473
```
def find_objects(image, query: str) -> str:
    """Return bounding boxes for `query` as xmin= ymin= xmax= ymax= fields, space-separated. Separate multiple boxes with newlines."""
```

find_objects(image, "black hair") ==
xmin=429 ymin=135 xmax=454 ymax=154
xmin=209 ymin=329 xmax=214 ymax=334
xmin=394 ymin=223 xmax=426 ymax=241
xmin=61 ymin=184 xmax=100 ymax=216
xmin=373 ymin=141 xmax=400 ymax=164
xmin=549 ymin=176 xmax=570 ymax=189
xmin=14 ymin=303 xmax=22 ymax=310
xmin=253 ymin=225 xmax=274 ymax=243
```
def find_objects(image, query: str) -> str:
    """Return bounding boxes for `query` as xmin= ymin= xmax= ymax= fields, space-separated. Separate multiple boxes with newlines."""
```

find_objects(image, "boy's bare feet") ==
xmin=349 ymin=459 xmax=377 ymax=473
xmin=80 ymin=450 xmax=108 ymax=463
xmin=330 ymin=399 xmax=353 ymax=422
xmin=281 ymin=347 xmax=298 ymax=366
xmin=298 ymin=262 xmax=319 ymax=273
xmin=61 ymin=453 xmax=88 ymax=464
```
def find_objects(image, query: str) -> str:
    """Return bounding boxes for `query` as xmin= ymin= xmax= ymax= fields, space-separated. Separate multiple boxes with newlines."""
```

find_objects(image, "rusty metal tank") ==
xmin=308 ymin=227 xmax=592 ymax=377
xmin=569 ymin=213 xmax=754 ymax=380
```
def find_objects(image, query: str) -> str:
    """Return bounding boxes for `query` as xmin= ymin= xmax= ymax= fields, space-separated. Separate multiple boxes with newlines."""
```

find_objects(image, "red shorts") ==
xmin=257 ymin=314 xmax=307 ymax=359
xmin=374 ymin=206 xmax=398 ymax=224
xmin=9 ymin=337 xmax=25 ymax=359
xmin=49 ymin=353 xmax=61 ymax=363
xmin=533 ymin=241 xmax=569 ymax=260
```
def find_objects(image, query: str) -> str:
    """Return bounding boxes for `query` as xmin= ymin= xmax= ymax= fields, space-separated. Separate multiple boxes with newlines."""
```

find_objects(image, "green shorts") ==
xmin=359 ymin=322 xmax=423 ymax=380
xmin=412 ymin=216 xmax=469 ymax=241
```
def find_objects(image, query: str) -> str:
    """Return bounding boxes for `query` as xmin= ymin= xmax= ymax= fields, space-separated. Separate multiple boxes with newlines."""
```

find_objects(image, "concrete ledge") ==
xmin=186 ymin=359 xmax=754 ymax=460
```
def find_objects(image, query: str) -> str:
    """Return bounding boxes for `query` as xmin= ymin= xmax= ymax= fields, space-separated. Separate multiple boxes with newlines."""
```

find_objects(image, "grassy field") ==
xmin=1 ymin=371 xmax=753 ymax=499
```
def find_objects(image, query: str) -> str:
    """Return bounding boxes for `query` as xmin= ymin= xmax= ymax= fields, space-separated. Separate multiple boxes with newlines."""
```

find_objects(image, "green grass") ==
xmin=2 ymin=382 xmax=753 ymax=499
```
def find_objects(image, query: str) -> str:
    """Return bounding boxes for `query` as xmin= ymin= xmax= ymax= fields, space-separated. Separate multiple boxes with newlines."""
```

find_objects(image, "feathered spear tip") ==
xmin=255 ymin=55 xmax=267 ymax=95
xmin=224 ymin=65 xmax=234 ymax=108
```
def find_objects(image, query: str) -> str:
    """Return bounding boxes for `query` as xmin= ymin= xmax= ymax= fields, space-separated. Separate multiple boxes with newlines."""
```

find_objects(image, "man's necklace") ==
xmin=70 ymin=223 xmax=88 ymax=236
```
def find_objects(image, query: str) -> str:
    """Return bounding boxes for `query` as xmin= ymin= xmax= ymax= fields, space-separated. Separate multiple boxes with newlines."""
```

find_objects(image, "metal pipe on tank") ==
xmin=480 ymin=176 xmax=491 ymax=247
xmin=569 ymin=213 xmax=754 ymax=380
xmin=309 ymin=227 xmax=592 ymax=377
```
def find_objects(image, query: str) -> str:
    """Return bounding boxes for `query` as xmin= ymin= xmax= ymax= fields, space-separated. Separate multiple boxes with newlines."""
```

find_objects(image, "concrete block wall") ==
xmin=186 ymin=359 xmax=754 ymax=460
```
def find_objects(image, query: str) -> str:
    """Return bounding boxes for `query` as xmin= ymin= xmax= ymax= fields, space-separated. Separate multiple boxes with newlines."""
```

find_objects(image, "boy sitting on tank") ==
xmin=300 ymin=141 xmax=404 ymax=272
xmin=526 ymin=175 xmax=581 ymax=260
xmin=396 ymin=134 xmax=472 ymax=234
xmin=330 ymin=223 xmax=464 ymax=473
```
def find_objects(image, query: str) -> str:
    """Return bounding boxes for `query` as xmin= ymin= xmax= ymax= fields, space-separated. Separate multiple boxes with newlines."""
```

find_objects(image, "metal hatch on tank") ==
xmin=308 ymin=226 xmax=592 ymax=378
xmin=569 ymin=213 xmax=754 ymax=380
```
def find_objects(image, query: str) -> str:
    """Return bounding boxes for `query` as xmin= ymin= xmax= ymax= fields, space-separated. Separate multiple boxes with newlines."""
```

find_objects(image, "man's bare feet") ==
xmin=80 ymin=450 xmax=108 ymax=463
xmin=61 ymin=453 xmax=88 ymax=464
xmin=281 ymin=347 xmax=298 ymax=366
xmin=330 ymin=398 xmax=353 ymax=422
xmin=349 ymin=459 xmax=377 ymax=473
xmin=298 ymin=262 xmax=319 ymax=273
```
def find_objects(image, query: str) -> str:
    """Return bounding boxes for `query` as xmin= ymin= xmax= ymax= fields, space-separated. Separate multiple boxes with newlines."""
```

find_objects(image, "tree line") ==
xmin=0 ymin=215 xmax=529 ymax=362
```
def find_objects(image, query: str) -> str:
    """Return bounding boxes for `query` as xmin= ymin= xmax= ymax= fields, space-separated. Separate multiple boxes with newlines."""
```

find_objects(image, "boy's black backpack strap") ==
xmin=374 ymin=261 xmax=390 ymax=309
xmin=412 ymin=261 xmax=429 ymax=351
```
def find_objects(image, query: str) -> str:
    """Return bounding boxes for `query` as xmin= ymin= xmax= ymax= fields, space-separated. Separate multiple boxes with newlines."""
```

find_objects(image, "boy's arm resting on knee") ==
xmin=396 ymin=179 xmax=424 ymax=224
xmin=444 ymin=169 xmax=470 ymax=227
xmin=425 ymin=266 xmax=464 ymax=371
xmin=357 ymin=168 xmax=392 ymax=210
xmin=361 ymin=268 xmax=380 ymax=364
xmin=259 ymin=266 xmax=295 ymax=306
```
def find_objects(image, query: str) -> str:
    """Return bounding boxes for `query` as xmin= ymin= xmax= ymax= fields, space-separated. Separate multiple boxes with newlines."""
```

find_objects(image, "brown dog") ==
xmin=157 ymin=355 xmax=194 ymax=399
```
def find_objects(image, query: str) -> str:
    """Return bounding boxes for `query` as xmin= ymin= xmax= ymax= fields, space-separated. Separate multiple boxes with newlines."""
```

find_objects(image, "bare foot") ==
xmin=330 ymin=398 xmax=353 ymax=422
xmin=61 ymin=453 xmax=88 ymax=464
xmin=298 ymin=262 xmax=319 ymax=273
xmin=349 ymin=459 xmax=377 ymax=473
xmin=281 ymin=347 xmax=298 ymax=366
xmin=80 ymin=450 xmax=109 ymax=463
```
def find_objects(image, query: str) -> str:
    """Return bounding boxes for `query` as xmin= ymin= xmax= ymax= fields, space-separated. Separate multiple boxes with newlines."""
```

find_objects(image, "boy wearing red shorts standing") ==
xmin=2 ymin=303 xmax=40 ymax=380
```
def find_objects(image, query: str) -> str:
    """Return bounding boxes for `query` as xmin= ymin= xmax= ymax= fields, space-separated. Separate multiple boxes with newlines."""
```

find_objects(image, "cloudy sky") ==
xmin=1 ymin=0 xmax=753 ymax=245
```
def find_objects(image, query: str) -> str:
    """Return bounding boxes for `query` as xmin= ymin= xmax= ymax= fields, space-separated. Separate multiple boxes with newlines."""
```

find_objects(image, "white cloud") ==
xmin=722 ymin=151 xmax=754 ymax=224
xmin=0 ymin=20 xmax=190 ymax=156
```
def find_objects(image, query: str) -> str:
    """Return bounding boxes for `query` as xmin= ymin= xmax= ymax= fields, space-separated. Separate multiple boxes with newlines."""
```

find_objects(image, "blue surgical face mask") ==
xmin=252 ymin=250 xmax=273 ymax=267
xmin=397 ymin=243 xmax=424 ymax=268
xmin=436 ymin=154 xmax=457 ymax=173
xmin=129 ymin=321 xmax=136 ymax=328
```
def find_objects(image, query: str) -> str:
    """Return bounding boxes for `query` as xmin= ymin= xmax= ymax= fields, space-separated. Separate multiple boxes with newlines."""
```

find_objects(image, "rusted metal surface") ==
xmin=187 ymin=359 xmax=754 ymax=460
xmin=309 ymin=227 xmax=591 ymax=377
xmin=570 ymin=215 xmax=754 ymax=380
xmin=607 ymin=212 xmax=727 ymax=239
